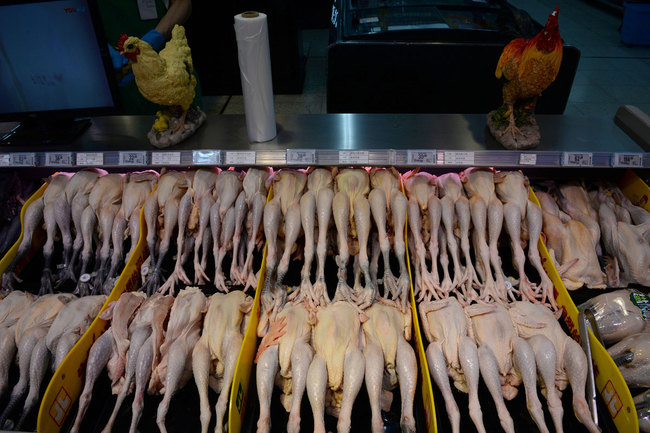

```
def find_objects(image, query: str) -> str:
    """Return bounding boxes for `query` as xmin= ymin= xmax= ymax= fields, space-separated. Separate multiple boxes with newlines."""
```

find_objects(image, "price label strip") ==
xmin=192 ymin=150 xmax=220 ymax=165
xmin=442 ymin=151 xmax=474 ymax=165
xmin=119 ymin=151 xmax=147 ymax=166
xmin=287 ymin=149 xmax=315 ymax=165
xmin=77 ymin=152 xmax=104 ymax=166
xmin=11 ymin=152 xmax=36 ymax=167
xmin=407 ymin=150 xmax=436 ymax=166
xmin=339 ymin=150 xmax=369 ymax=165
xmin=612 ymin=152 xmax=643 ymax=168
xmin=226 ymin=151 xmax=256 ymax=165
xmin=562 ymin=152 xmax=593 ymax=167
xmin=152 ymin=151 xmax=181 ymax=166
xmin=0 ymin=154 xmax=10 ymax=167
xmin=45 ymin=152 xmax=73 ymax=167
xmin=519 ymin=153 xmax=537 ymax=166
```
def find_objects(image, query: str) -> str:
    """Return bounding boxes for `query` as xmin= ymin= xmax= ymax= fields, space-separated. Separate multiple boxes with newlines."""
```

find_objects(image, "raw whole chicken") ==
xmin=466 ymin=302 xmax=548 ymax=433
xmin=578 ymin=289 xmax=649 ymax=345
xmin=419 ymin=297 xmax=485 ymax=433
xmin=0 ymin=291 xmax=34 ymax=399
xmin=307 ymin=300 xmax=365 ymax=433
xmin=45 ymin=294 xmax=106 ymax=371
xmin=608 ymin=332 xmax=650 ymax=388
xmin=256 ymin=299 xmax=312 ymax=433
xmin=0 ymin=293 xmax=75 ymax=430
xmin=362 ymin=302 xmax=416 ymax=433
xmin=508 ymin=301 xmax=600 ymax=433
xmin=188 ymin=168 xmax=220 ymax=286
xmin=70 ymin=291 xmax=146 ymax=433
xmin=150 ymin=286 xmax=206 ymax=433
xmin=192 ymin=290 xmax=253 ymax=433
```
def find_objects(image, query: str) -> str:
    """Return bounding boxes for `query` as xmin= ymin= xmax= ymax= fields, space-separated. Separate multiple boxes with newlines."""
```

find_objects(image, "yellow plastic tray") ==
xmin=619 ymin=169 xmax=650 ymax=212
xmin=228 ymin=186 xmax=271 ymax=433
xmin=0 ymin=182 xmax=48 ymax=276
xmin=528 ymin=188 xmax=638 ymax=433
xmin=36 ymin=202 xmax=149 ymax=433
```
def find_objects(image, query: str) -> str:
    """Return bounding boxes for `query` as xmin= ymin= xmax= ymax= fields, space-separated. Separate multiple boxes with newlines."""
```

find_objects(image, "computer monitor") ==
xmin=0 ymin=0 xmax=120 ymax=145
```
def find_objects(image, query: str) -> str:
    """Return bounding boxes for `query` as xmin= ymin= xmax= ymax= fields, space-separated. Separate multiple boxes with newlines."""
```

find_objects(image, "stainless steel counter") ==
xmin=0 ymin=113 xmax=648 ymax=168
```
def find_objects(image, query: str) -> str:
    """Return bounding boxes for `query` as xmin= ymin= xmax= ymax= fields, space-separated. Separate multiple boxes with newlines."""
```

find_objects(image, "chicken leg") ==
xmin=333 ymin=192 xmax=353 ymax=302
xmin=353 ymin=197 xmax=375 ymax=309
xmin=230 ymin=191 xmax=248 ymax=285
xmin=369 ymin=188 xmax=398 ymax=299
xmin=313 ymin=188 xmax=334 ymax=306
xmin=503 ymin=202 xmax=535 ymax=300
xmin=152 ymin=198 xmax=180 ymax=295
xmin=74 ymin=206 xmax=97 ymax=297
xmin=299 ymin=190 xmax=316 ymax=299
xmin=214 ymin=206 xmax=235 ymax=292
xmin=129 ymin=335 xmax=154 ymax=433
xmin=40 ymin=200 xmax=59 ymax=295
xmin=391 ymin=190 xmax=410 ymax=311
xmin=276 ymin=202 xmax=301 ymax=287
xmin=242 ymin=192 xmax=267 ymax=291
xmin=193 ymin=191 xmax=215 ymax=285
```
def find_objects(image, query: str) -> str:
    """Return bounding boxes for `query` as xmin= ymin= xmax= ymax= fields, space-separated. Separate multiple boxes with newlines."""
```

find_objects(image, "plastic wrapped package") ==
xmin=635 ymin=390 xmax=650 ymax=433
xmin=608 ymin=332 xmax=650 ymax=388
xmin=578 ymin=289 xmax=649 ymax=346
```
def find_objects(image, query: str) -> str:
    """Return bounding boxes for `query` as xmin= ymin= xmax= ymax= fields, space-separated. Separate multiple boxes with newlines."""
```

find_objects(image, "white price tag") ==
xmin=11 ymin=152 xmax=35 ymax=166
xmin=388 ymin=149 xmax=397 ymax=165
xmin=287 ymin=149 xmax=315 ymax=165
xmin=192 ymin=150 xmax=220 ymax=165
xmin=77 ymin=152 xmax=104 ymax=166
xmin=226 ymin=151 xmax=256 ymax=165
xmin=338 ymin=150 xmax=369 ymax=165
xmin=407 ymin=150 xmax=435 ymax=165
xmin=443 ymin=151 xmax=474 ymax=165
xmin=562 ymin=152 xmax=593 ymax=167
xmin=612 ymin=152 xmax=643 ymax=168
xmin=45 ymin=152 xmax=72 ymax=166
xmin=152 ymin=151 xmax=181 ymax=165
xmin=119 ymin=151 xmax=147 ymax=165
xmin=0 ymin=154 xmax=10 ymax=167
xmin=519 ymin=153 xmax=537 ymax=165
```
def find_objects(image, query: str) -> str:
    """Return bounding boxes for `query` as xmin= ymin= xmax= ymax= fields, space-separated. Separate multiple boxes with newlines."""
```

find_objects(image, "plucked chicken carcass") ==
xmin=578 ymin=289 xmax=648 ymax=345
xmin=0 ymin=293 xmax=75 ymax=430
xmin=297 ymin=167 xmax=334 ymax=307
xmin=508 ymin=301 xmax=600 ymax=433
xmin=368 ymin=168 xmax=409 ymax=310
xmin=193 ymin=290 xmax=253 ymax=433
xmin=403 ymin=170 xmax=441 ymax=301
xmin=119 ymin=24 xmax=197 ymax=132
xmin=333 ymin=168 xmax=375 ymax=308
xmin=143 ymin=170 xmax=191 ymax=295
xmin=608 ymin=332 xmax=650 ymax=388
xmin=71 ymin=291 xmax=146 ymax=433
xmin=362 ymin=302 xmax=417 ymax=433
xmin=495 ymin=171 xmax=556 ymax=309
xmin=461 ymin=168 xmax=509 ymax=303
xmin=419 ymin=297 xmax=485 ymax=433
xmin=45 ymin=295 xmax=106 ymax=372
xmin=0 ymin=291 xmax=34 ymax=400
xmin=466 ymin=302 xmax=548 ymax=433
xmin=256 ymin=299 xmax=312 ymax=433
xmin=535 ymin=190 xmax=606 ymax=290
xmin=307 ymin=300 xmax=365 ymax=433
xmin=262 ymin=169 xmax=306 ymax=311
xmin=150 ymin=287 xmax=206 ymax=433
xmin=187 ymin=168 xmax=220 ymax=285
xmin=102 ymin=293 xmax=174 ymax=433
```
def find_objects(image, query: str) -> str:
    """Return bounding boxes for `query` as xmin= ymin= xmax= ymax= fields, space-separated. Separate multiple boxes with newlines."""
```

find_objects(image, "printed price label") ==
xmin=562 ymin=152 xmax=593 ymax=167
xmin=287 ymin=149 xmax=315 ymax=165
xmin=407 ymin=150 xmax=435 ymax=165
xmin=11 ymin=152 xmax=35 ymax=167
xmin=0 ymin=154 xmax=11 ymax=167
xmin=519 ymin=153 xmax=537 ymax=165
xmin=612 ymin=152 xmax=643 ymax=168
xmin=443 ymin=151 xmax=474 ymax=165
xmin=225 ymin=151 xmax=256 ymax=165
xmin=76 ymin=152 xmax=104 ymax=166
xmin=119 ymin=151 xmax=147 ymax=165
xmin=152 ymin=151 xmax=181 ymax=165
xmin=339 ymin=150 xmax=369 ymax=165
xmin=45 ymin=152 xmax=73 ymax=166
xmin=192 ymin=150 xmax=220 ymax=165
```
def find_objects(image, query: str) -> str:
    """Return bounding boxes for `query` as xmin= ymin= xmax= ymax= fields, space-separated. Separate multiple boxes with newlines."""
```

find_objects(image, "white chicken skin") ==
xmin=0 ymin=291 xmax=34 ymax=400
xmin=192 ymin=290 xmax=253 ymax=433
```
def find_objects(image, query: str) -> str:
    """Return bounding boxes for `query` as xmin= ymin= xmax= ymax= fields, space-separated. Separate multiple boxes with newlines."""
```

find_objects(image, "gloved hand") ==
xmin=140 ymin=29 xmax=165 ymax=52
xmin=109 ymin=29 xmax=165 ymax=87
xmin=108 ymin=44 xmax=128 ymax=72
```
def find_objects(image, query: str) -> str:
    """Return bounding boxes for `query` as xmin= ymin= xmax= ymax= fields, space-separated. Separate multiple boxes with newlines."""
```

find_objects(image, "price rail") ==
xmin=0 ymin=150 xmax=648 ymax=168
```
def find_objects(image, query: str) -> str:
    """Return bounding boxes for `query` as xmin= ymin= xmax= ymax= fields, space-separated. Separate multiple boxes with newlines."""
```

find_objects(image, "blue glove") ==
xmin=108 ymin=44 xmax=128 ymax=72
xmin=108 ymin=30 xmax=164 ymax=87
xmin=141 ymin=29 xmax=165 ymax=52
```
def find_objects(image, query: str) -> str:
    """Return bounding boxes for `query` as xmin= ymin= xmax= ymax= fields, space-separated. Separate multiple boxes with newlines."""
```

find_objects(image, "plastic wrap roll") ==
xmin=234 ymin=11 xmax=277 ymax=143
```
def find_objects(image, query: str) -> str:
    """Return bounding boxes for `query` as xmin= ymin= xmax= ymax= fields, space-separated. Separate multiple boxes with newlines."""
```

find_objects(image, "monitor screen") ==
xmin=0 ymin=0 xmax=118 ymax=119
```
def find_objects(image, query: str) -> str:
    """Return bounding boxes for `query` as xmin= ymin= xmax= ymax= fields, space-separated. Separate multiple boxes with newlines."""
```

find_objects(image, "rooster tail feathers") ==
xmin=495 ymin=38 xmax=527 ymax=79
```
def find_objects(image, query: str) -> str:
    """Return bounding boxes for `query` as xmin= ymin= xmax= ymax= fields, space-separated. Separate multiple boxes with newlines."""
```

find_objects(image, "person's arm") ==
xmin=155 ymin=0 xmax=192 ymax=40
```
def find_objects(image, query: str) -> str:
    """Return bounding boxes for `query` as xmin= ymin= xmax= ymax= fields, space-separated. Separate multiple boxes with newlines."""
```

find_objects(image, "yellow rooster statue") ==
xmin=119 ymin=24 xmax=206 ymax=148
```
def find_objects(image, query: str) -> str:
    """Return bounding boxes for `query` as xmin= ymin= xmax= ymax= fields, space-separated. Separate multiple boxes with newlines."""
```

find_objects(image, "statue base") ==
xmin=147 ymin=106 xmax=207 ymax=148
xmin=487 ymin=110 xmax=540 ymax=150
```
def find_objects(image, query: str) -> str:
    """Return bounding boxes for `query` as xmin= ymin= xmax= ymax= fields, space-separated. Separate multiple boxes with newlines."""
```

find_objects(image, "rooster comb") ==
xmin=117 ymin=33 xmax=129 ymax=52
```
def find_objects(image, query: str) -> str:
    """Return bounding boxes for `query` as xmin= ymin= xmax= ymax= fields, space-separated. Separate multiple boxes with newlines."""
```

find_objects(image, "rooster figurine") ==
xmin=119 ymin=24 xmax=206 ymax=148
xmin=488 ymin=7 xmax=562 ymax=149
